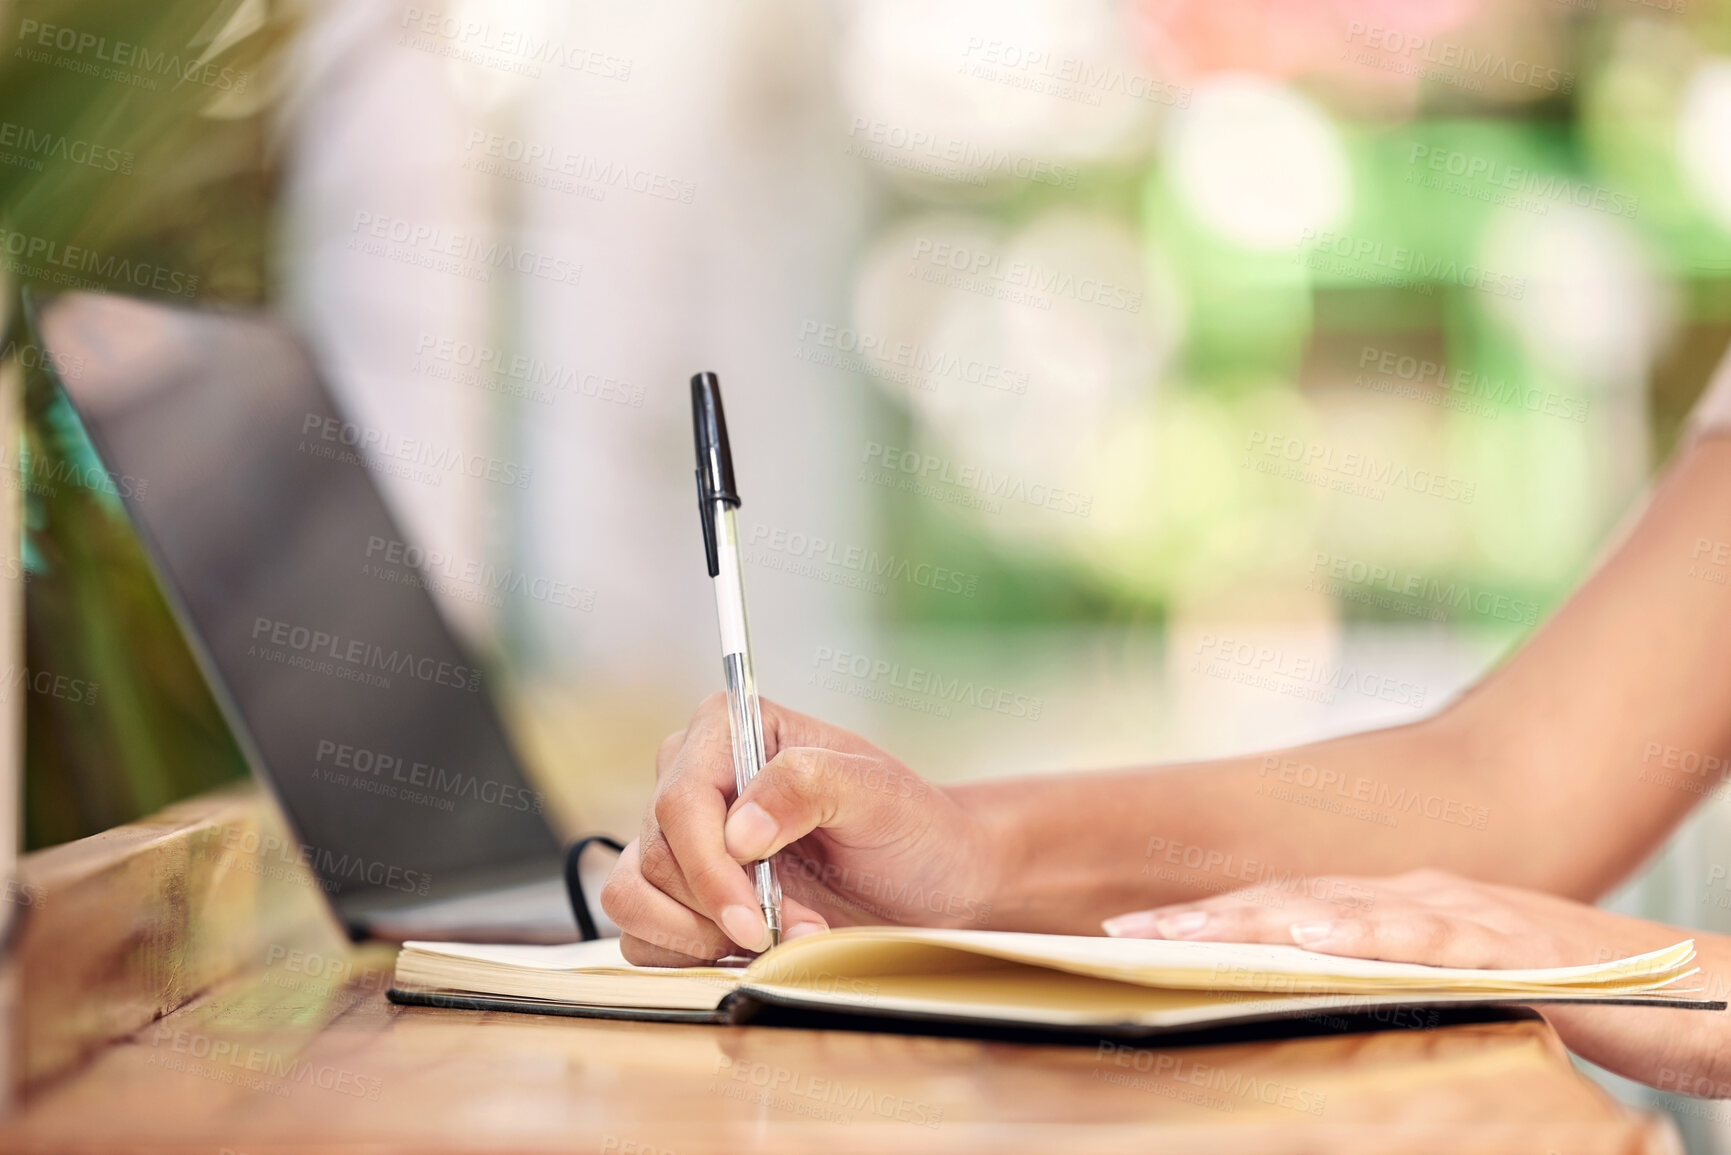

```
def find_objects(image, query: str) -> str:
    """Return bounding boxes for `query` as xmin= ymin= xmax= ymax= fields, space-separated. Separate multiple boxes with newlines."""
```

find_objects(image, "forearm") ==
xmin=959 ymin=435 xmax=1731 ymax=935
xmin=956 ymin=714 xmax=1492 ymax=934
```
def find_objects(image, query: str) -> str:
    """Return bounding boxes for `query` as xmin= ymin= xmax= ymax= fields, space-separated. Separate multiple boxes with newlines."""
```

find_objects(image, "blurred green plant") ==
xmin=0 ymin=0 xmax=296 ymax=846
xmin=18 ymin=355 xmax=251 ymax=847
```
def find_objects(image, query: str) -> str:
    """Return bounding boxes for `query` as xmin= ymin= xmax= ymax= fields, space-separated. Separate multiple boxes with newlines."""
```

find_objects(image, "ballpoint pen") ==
xmin=690 ymin=371 xmax=784 ymax=949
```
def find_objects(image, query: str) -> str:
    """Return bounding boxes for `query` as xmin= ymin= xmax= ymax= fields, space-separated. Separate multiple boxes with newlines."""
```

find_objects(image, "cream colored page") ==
xmin=753 ymin=960 xmax=1321 ymax=1027
xmin=404 ymin=938 xmax=632 ymax=969
xmin=743 ymin=947 xmax=1706 ymax=1030
xmin=395 ymin=938 xmax=742 ymax=1011
xmin=745 ymin=927 xmax=1697 ymax=994
xmin=401 ymin=938 xmax=739 ymax=978
xmin=399 ymin=928 xmax=1696 ymax=1002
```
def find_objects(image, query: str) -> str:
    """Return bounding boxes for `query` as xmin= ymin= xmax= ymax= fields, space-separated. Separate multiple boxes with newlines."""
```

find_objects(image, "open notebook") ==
xmin=389 ymin=927 xmax=1724 ymax=1037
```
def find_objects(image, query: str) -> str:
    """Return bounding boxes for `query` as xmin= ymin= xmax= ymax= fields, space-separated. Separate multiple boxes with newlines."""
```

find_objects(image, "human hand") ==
xmin=1102 ymin=868 xmax=1729 ymax=1094
xmin=600 ymin=694 xmax=995 ymax=965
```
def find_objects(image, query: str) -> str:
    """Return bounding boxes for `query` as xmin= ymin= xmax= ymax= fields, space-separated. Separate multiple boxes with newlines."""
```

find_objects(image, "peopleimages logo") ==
xmin=1193 ymin=633 xmax=1429 ymax=709
xmin=910 ymin=237 xmax=1143 ymax=312
xmin=1093 ymin=1042 xmax=1327 ymax=1116
xmin=796 ymin=320 xmax=1029 ymax=395
xmin=0 ymin=226 xmax=198 ymax=298
xmin=300 ymin=413 xmax=533 ymax=489
xmin=1258 ymin=755 xmax=1489 ymax=830
xmin=846 ymin=117 xmax=1080 ymax=190
xmin=1308 ymin=550 xmax=1540 ymax=626
xmin=1343 ymin=22 xmax=1574 ymax=94
xmin=1296 ymin=228 xmax=1525 ymax=299
xmin=1356 ymin=345 xmax=1587 ymax=423
xmin=249 ymin=616 xmax=483 ymax=692
xmin=148 ymin=1026 xmax=383 ymax=1101
xmin=413 ymin=334 xmax=644 ymax=408
xmin=0 ymin=120 xmax=132 ymax=173
xmin=0 ymin=665 xmax=100 ymax=705
xmin=364 ymin=535 xmax=595 ymax=611
xmin=1244 ymin=429 xmax=1476 ymax=505
xmin=347 ymin=212 xmax=582 ymax=287
xmin=710 ymin=1056 xmax=944 ymax=1129
xmin=218 ymin=827 xmax=431 ymax=896
xmin=15 ymin=17 xmax=255 ymax=92
xmin=0 ymin=439 xmax=148 ymax=501
xmin=1140 ymin=836 xmax=1374 ymax=910
xmin=0 ymin=338 xmax=84 ymax=379
xmin=397 ymin=6 xmax=633 ymax=80
xmin=313 ymin=739 xmax=543 ymax=814
xmin=959 ymin=38 xmax=1191 ymax=109
xmin=811 ymin=645 xmax=1044 ymax=720
xmin=1406 ymin=145 xmax=1637 ymax=220
xmin=461 ymin=131 xmax=695 ymax=204
xmin=862 ymin=441 xmax=1092 ymax=517
xmin=746 ymin=524 xmax=979 ymax=598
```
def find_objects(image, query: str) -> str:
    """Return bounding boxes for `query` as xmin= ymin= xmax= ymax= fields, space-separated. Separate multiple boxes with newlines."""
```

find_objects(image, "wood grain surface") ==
xmin=0 ymin=941 xmax=1684 ymax=1155
xmin=0 ymin=788 xmax=1685 ymax=1154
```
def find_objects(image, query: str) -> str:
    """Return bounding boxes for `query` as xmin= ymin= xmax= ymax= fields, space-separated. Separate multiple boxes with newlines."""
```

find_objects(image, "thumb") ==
xmin=722 ymin=746 xmax=925 ymax=862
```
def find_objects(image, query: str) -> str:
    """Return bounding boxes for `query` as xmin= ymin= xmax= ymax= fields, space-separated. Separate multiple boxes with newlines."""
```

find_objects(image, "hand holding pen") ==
xmin=598 ymin=375 xmax=983 ymax=966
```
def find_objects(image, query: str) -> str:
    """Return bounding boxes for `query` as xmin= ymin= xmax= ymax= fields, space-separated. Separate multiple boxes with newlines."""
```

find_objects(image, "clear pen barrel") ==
xmin=714 ymin=505 xmax=783 ymax=938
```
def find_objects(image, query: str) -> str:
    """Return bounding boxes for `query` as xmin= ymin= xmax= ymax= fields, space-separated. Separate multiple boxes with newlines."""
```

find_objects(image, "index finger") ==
xmin=654 ymin=698 xmax=775 ymax=952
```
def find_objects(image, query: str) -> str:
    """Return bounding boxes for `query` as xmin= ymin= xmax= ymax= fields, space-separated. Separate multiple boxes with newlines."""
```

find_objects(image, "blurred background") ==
xmin=6 ymin=0 xmax=1731 ymax=1139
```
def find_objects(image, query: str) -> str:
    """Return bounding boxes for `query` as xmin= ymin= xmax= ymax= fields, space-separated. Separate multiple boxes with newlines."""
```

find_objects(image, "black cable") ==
xmin=563 ymin=836 xmax=625 ymax=941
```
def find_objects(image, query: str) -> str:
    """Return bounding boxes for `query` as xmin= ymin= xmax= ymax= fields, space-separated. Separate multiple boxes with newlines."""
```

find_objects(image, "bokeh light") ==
xmin=1167 ymin=75 xmax=1351 ymax=250
xmin=1677 ymin=58 xmax=1731 ymax=237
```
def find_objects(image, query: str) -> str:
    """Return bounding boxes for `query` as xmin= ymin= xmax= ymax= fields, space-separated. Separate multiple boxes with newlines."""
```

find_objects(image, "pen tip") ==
xmin=764 ymin=906 xmax=781 ymax=950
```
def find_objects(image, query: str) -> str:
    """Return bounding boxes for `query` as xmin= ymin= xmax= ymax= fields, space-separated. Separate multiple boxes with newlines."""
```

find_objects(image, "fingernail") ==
xmin=720 ymin=904 xmax=770 ymax=952
xmin=724 ymin=801 xmax=778 ymax=861
xmin=1155 ymin=911 xmax=1210 ymax=939
xmin=784 ymin=921 xmax=827 ymax=941
xmin=1102 ymin=911 xmax=1157 ymax=938
xmin=1290 ymin=921 xmax=1335 ymax=947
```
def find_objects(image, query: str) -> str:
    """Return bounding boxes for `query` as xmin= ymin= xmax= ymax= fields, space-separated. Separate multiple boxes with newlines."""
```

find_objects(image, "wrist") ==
xmin=945 ymin=779 xmax=1024 ymax=930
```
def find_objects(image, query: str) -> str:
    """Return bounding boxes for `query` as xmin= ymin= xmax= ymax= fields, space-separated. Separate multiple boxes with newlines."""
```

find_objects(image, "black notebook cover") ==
xmin=385 ymin=986 xmax=1725 ymax=1047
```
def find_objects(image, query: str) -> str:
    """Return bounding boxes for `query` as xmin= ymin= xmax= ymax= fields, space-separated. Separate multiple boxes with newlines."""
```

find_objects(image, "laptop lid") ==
xmin=29 ymin=291 xmax=565 ymax=924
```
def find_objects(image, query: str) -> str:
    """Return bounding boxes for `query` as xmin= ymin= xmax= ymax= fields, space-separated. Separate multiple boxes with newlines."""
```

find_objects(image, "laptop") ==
xmin=28 ymin=290 xmax=608 ymax=942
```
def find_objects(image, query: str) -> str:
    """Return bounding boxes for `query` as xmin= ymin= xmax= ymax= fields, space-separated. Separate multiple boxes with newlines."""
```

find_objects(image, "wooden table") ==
xmin=0 ymin=791 xmax=1686 ymax=1155
xmin=0 ymin=962 xmax=1685 ymax=1155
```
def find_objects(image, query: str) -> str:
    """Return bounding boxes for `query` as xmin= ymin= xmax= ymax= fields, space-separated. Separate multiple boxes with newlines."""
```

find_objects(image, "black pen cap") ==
xmin=690 ymin=371 xmax=740 ymax=507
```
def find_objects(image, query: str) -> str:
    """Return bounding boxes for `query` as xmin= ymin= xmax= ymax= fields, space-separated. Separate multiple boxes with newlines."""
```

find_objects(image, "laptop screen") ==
xmin=32 ymin=292 xmax=564 ymax=915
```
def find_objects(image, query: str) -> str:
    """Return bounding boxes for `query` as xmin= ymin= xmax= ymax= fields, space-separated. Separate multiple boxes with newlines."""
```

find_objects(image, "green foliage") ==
xmin=1 ymin=0 xmax=296 ymax=846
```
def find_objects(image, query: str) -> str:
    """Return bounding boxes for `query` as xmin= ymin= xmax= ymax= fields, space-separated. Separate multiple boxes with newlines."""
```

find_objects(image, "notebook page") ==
xmin=394 ymin=938 xmax=744 ymax=1011
xmin=400 ymin=937 xmax=741 ymax=978
xmin=746 ymin=928 xmax=1696 ymax=994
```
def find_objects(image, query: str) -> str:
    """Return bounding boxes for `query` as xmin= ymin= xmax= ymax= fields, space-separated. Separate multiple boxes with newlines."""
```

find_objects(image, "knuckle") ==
xmin=1419 ymin=913 xmax=1455 ymax=947
xmin=598 ymin=871 xmax=640 ymax=926
xmin=655 ymin=730 xmax=685 ymax=774
xmin=684 ymin=856 xmax=748 ymax=904
xmin=651 ymin=788 xmax=688 ymax=829
xmin=774 ymin=747 xmax=823 ymax=792
xmin=636 ymin=833 xmax=678 ymax=886
xmin=1392 ymin=913 xmax=1452 ymax=953
xmin=757 ymin=695 xmax=792 ymax=736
